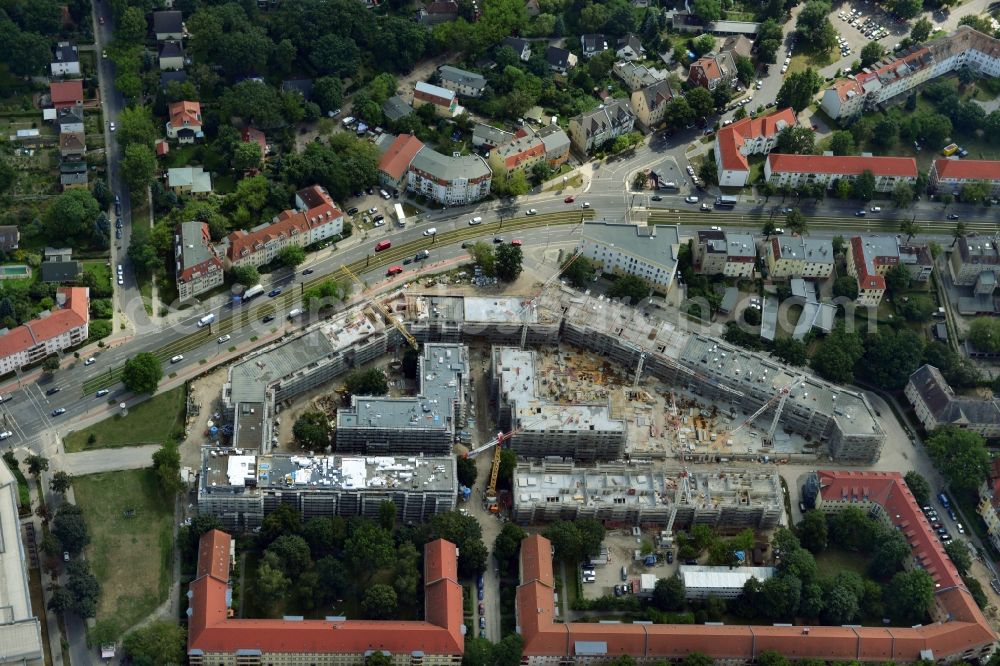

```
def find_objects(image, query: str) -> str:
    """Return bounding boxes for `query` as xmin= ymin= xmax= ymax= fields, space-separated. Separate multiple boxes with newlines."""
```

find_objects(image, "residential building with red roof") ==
xmin=378 ymin=134 xmax=426 ymax=191
xmin=49 ymin=80 xmax=83 ymax=110
xmin=0 ymin=287 xmax=89 ymax=374
xmin=487 ymin=129 xmax=546 ymax=177
xmin=978 ymin=459 xmax=1000 ymax=552
xmin=175 ymin=221 xmax=223 ymax=300
xmin=714 ymin=108 xmax=796 ymax=187
xmin=822 ymin=26 xmax=1000 ymax=120
xmin=223 ymin=187 xmax=343 ymax=269
xmin=930 ymin=158 xmax=1000 ymax=199
xmin=188 ymin=531 xmax=464 ymax=664
xmin=764 ymin=153 xmax=918 ymax=193
xmin=687 ymin=52 xmax=735 ymax=90
xmin=846 ymin=235 xmax=899 ymax=307
xmin=166 ymin=100 xmax=203 ymax=143
xmin=516 ymin=472 xmax=996 ymax=664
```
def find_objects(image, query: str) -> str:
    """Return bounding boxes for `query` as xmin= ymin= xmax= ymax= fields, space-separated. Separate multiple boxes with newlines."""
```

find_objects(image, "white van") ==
xmin=287 ymin=308 xmax=303 ymax=319
xmin=197 ymin=313 xmax=216 ymax=327
xmin=423 ymin=227 xmax=437 ymax=236
xmin=170 ymin=355 xmax=184 ymax=364
xmin=469 ymin=216 xmax=483 ymax=225
xmin=341 ymin=116 xmax=355 ymax=126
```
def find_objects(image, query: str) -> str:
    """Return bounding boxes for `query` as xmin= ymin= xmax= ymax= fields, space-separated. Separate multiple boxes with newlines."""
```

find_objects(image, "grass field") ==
xmin=82 ymin=260 xmax=111 ymax=289
xmin=74 ymin=469 xmax=174 ymax=633
xmin=63 ymin=386 xmax=186 ymax=452
xmin=815 ymin=548 xmax=871 ymax=577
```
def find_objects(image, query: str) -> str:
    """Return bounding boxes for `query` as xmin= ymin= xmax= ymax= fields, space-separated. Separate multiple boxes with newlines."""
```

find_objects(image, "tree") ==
xmin=457 ymin=456 xmax=478 ymax=488
xmin=851 ymin=170 xmax=877 ymax=201
xmin=968 ymin=317 xmax=1000 ymax=353
xmin=869 ymin=530 xmax=910 ymax=578
xmin=494 ymin=523 xmax=526 ymax=571
xmin=692 ymin=0 xmax=721 ymax=21
xmin=776 ymin=127 xmax=816 ymax=155
xmin=891 ymin=0 xmax=923 ymax=19
xmin=493 ymin=634 xmax=524 ymax=666
xmin=277 ymin=245 xmax=306 ymax=268
xmin=860 ymin=41 xmax=885 ymax=67
xmin=759 ymin=573 xmax=802 ymax=619
xmin=233 ymin=142 xmax=264 ymax=172
xmin=122 ymin=352 xmax=162 ymax=394
xmin=495 ymin=243 xmax=523 ymax=282
xmin=577 ymin=519 xmax=605 ymax=558
xmin=607 ymin=275 xmax=650 ymax=304
xmin=498 ymin=448 xmax=516 ymax=490
xmin=310 ymin=34 xmax=361 ymax=77
xmin=118 ymin=6 xmax=148 ymax=42
xmin=313 ymin=77 xmax=344 ymax=115
xmin=292 ymin=411 xmax=329 ymax=450
xmin=544 ymin=521 xmax=582 ymax=561
xmin=117 ymin=106 xmax=157 ymax=149
xmin=795 ymin=0 xmax=836 ymax=51
xmin=959 ymin=181 xmax=991 ymax=204
xmin=652 ymin=575 xmax=685 ymax=611
xmin=735 ymin=56 xmax=755 ymax=86
xmin=66 ymin=560 xmax=101 ymax=617
xmin=122 ymin=144 xmax=157 ymax=195
xmin=260 ymin=504 xmax=302 ymax=545
xmin=871 ymin=117 xmax=899 ymax=150
xmin=904 ymin=471 xmax=931 ymax=505
xmin=267 ymin=534 xmax=313 ymax=577
xmin=885 ymin=264 xmax=912 ymax=297
xmin=26 ymin=454 xmax=48 ymax=477
xmin=681 ymin=653 xmax=714 ymax=666
xmin=53 ymin=505 xmax=90 ymax=556
xmin=886 ymin=570 xmax=934 ymax=624
xmin=152 ymin=443 xmax=183 ymax=496
xmin=51 ymin=471 xmax=73 ymax=495
xmin=378 ymin=500 xmax=397 ymax=531
xmin=772 ymin=338 xmax=807 ymax=366
xmin=822 ymin=585 xmax=859 ymax=624
xmin=756 ymin=19 xmax=784 ymax=63
xmin=911 ymin=17 xmax=933 ymax=42
xmin=220 ymin=81 xmax=288 ymax=130
xmin=893 ymin=183 xmax=915 ymax=209
xmin=429 ymin=511 xmax=488 ymax=576
xmin=345 ymin=520 xmax=395 ymax=577
xmin=829 ymin=130 xmax=855 ymax=156
xmin=925 ymin=427 xmax=990 ymax=492
xmin=785 ymin=209 xmax=807 ymax=236
xmin=256 ymin=551 xmax=290 ymax=610
xmin=797 ymin=510 xmax=828 ymax=552
xmin=232 ymin=265 xmax=260 ymax=287
xmin=944 ymin=540 xmax=972 ymax=577
xmin=777 ymin=69 xmax=822 ymax=113
xmin=861 ymin=328 xmax=924 ymax=390
xmin=811 ymin=327 xmax=863 ymax=384
xmin=685 ymin=87 xmax=715 ymax=120
xmin=44 ymin=190 xmax=101 ymax=242
xmin=122 ymin=621 xmax=186 ymax=665
xmin=48 ymin=587 xmax=74 ymax=613
xmin=344 ymin=368 xmax=388 ymax=396
xmin=468 ymin=242 xmax=497 ymax=277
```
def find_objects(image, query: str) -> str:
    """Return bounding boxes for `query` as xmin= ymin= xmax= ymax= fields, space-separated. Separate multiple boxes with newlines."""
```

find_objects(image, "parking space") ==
xmin=826 ymin=2 xmax=909 ymax=68
xmin=579 ymin=531 xmax=679 ymax=602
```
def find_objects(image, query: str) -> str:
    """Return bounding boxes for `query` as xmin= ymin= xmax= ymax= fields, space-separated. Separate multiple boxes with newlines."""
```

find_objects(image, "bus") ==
xmin=394 ymin=203 xmax=406 ymax=227
xmin=715 ymin=195 xmax=738 ymax=209
xmin=242 ymin=284 xmax=265 ymax=302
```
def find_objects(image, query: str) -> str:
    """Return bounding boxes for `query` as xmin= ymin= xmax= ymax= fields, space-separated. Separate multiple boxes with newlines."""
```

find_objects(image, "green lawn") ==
xmin=63 ymin=386 xmax=186 ymax=452
xmin=82 ymin=260 xmax=111 ymax=289
xmin=815 ymin=548 xmax=871 ymax=577
xmin=74 ymin=469 xmax=174 ymax=633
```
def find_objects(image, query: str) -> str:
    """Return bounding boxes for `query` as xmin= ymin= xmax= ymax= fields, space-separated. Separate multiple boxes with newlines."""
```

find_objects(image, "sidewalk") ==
xmin=25 ymin=467 xmax=65 ymax=666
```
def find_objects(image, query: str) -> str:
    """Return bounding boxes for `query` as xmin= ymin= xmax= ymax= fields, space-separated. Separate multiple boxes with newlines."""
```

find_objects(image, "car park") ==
xmin=218 ymin=334 xmax=231 ymax=344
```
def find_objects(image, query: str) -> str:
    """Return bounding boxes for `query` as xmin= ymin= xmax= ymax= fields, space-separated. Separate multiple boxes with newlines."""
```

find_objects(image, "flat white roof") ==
xmin=679 ymin=565 xmax=775 ymax=590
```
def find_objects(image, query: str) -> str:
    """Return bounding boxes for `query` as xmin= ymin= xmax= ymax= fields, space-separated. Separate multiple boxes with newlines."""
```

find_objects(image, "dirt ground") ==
xmin=180 ymin=366 xmax=230 ymax=469
xmin=580 ymin=529 xmax=681 ymax=600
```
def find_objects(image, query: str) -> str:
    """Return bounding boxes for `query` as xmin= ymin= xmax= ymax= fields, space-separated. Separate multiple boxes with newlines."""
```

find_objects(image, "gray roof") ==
xmin=617 ymin=33 xmax=643 ymax=54
xmin=0 ymin=227 xmax=18 ymax=250
xmin=59 ymin=172 xmax=88 ymax=187
xmin=502 ymin=37 xmax=530 ymax=54
xmin=158 ymin=40 xmax=184 ymax=59
xmin=179 ymin=221 xmax=215 ymax=271
xmin=581 ymin=34 xmax=609 ymax=53
xmin=230 ymin=329 xmax=338 ymax=404
xmin=760 ymin=296 xmax=778 ymax=341
xmin=153 ymin=10 xmax=183 ymax=34
xmin=536 ymin=124 xmax=569 ymax=154
xmin=438 ymin=65 xmax=486 ymax=90
xmin=638 ymin=79 xmax=674 ymax=109
xmin=409 ymin=147 xmax=491 ymax=182
xmin=720 ymin=286 xmax=739 ymax=313
xmin=383 ymin=95 xmax=414 ymax=122
xmin=726 ymin=233 xmax=756 ymax=258
xmin=546 ymin=45 xmax=572 ymax=68
xmin=909 ymin=364 xmax=1000 ymax=427
xmin=57 ymin=105 xmax=84 ymax=125
xmin=0 ymin=462 xmax=43 ymax=663
xmin=40 ymin=260 xmax=80 ymax=283
xmin=160 ymin=70 xmax=188 ymax=90
xmin=582 ymin=221 xmax=680 ymax=269
xmin=472 ymin=123 xmax=514 ymax=147
xmin=54 ymin=42 xmax=78 ymax=63
xmin=575 ymin=99 xmax=635 ymax=135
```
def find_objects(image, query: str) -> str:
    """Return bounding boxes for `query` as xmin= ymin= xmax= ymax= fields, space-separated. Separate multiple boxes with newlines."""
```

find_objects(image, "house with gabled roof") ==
xmin=616 ymin=33 xmax=644 ymax=61
xmin=166 ymin=101 xmax=203 ymax=143
xmin=175 ymin=221 xmax=224 ymax=300
xmin=502 ymin=36 xmax=531 ymax=62
xmin=713 ymin=107 xmax=795 ymax=187
xmin=49 ymin=80 xmax=83 ymax=110
xmin=413 ymin=81 xmax=460 ymax=117
xmin=631 ymin=80 xmax=674 ymax=130
xmin=907 ymin=364 xmax=1000 ymax=439
xmin=545 ymin=45 xmax=577 ymax=73
xmin=437 ymin=66 xmax=487 ymax=98
xmin=158 ymin=40 xmax=185 ymax=71
xmin=614 ymin=61 xmax=667 ymax=92
xmin=153 ymin=10 xmax=184 ymax=41
xmin=0 ymin=287 xmax=89 ymax=374
xmin=51 ymin=42 xmax=80 ymax=77
xmin=581 ymin=34 xmax=609 ymax=59
xmin=568 ymin=99 xmax=635 ymax=153
xmin=688 ymin=51 xmax=736 ymax=90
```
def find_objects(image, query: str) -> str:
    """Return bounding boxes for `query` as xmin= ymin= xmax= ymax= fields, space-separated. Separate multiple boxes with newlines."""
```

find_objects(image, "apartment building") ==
xmin=681 ymin=566 xmax=776 ymax=599
xmin=930 ymin=158 xmax=1000 ymax=198
xmin=472 ymin=123 xmax=515 ymax=149
xmin=175 ymin=221 xmax=223 ymax=300
xmin=0 ymin=287 xmax=89 ymax=374
xmin=905 ymin=364 xmax=1000 ymax=438
xmin=0 ymin=460 xmax=43 ymax=665
xmin=715 ymin=109 xmax=796 ymax=187
xmin=764 ymin=153 xmax=918 ymax=192
xmin=165 ymin=100 xmax=203 ymax=143
xmin=516 ymin=486 xmax=994 ymax=665
xmin=694 ymin=230 xmax=756 ymax=277
xmin=378 ymin=133 xmax=426 ymax=191
xmin=568 ymin=100 xmax=635 ymax=153
xmin=950 ymin=233 xmax=1000 ymax=286
xmin=492 ymin=347 xmax=626 ymax=461
xmin=614 ymin=61 xmax=667 ymax=92
xmin=822 ymin=26 xmax=1000 ymax=120
xmin=846 ymin=235 xmax=894 ymax=306
xmin=488 ymin=131 xmax=546 ymax=176
xmin=406 ymin=147 xmax=492 ymax=205
xmin=978 ymin=459 xmax=1000 ymax=552
xmin=198 ymin=451 xmax=456 ymax=530
xmin=336 ymin=343 xmax=469 ymax=456
xmin=222 ymin=185 xmax=343 ymax=269
xmin=535 ymin=124 xmax=571 ymax=168
xmin=512 ymin=461 xmax=782 ymax=529
xmin=413 ymin=81 xmax=460 ymax=117
xmin=436 ymin=65 xmax=487 ymax=97
xmin=764 ymin=236 xmax=834 ymax=279
xmin=579 ymin=221 xmax=680 ymax=292
xmin=188 ymin=531 xmax=464 ymax=665
xmin=687 ymin=51 xmax=736 ymax=90
xmin=630 ymin=80 xmax=675 ymax=130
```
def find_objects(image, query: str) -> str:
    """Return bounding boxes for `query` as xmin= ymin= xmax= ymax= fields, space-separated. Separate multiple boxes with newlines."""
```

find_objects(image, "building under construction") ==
xmin=491 ymin=346 xmax=626 ymax=460
xmin=512 ymin=460 xmax=783 ymax=530
xmin=198 ymin=448 xmax=456 ymax=530
xmin=335 ymin=343 xmax=470 ymax=455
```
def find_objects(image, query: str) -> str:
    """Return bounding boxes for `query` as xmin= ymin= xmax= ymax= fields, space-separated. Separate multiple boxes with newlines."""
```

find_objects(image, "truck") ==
xmin=393 ymin=203 xmax=406 ymax=227
xmin=197 ymin=313 xmax=216 ymax=327
xmin=242 ymin=284 xmax=265 ymax=302
xmin=715 ymin=195 xmax=738 ymax=209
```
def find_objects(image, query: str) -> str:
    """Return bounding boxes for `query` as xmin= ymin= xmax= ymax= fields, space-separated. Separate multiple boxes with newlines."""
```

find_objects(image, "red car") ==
xmin=511 ymin=239 xmax=523 ymax=246
xmin=564 ymin=196 xmax=574 ymax=203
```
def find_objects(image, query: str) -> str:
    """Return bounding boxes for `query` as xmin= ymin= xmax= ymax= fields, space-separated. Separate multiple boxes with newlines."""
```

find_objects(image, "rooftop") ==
xmin=409 ymin=147 xmax=491 ymax=182
xmin=933 ymin=158 xmax=1000 ymax=182
xmin=438 ymin=65 xmax=486 ymax=89
xmin=680 ymin=565 xmax=776 ymax=589
xmin=767 ymin=153 xmax=918 ymax=178
xmin=582 ymin=222 xmax=680 ymax=269
xmin=0 ymin=460 xmax=42 ymax=663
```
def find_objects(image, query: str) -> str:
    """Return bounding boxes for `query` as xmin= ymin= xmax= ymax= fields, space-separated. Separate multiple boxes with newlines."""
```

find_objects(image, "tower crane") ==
xmin=339 ymin=265 xmax=419 ymax=351
xmin=518 ymin=248 xmax=586 ymax=349
xmin=729 ymin=375 xmax=807 ymax=446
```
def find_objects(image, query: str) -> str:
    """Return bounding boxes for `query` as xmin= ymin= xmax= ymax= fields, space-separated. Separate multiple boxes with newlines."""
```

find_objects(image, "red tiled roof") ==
xmin=155 ymin=140 xmax=170 ymax=156
xmin=850 ymin=236 xmax=885 ymax=291
xmin=0 ymin=287 xmax=89 ymax=359
xmin=767 ymin=153 xmax=918 ymax=178
xmin=378 ymin=134 xmax=425 ymax=181
xmin=242 ymin=127 xmax=267 ymax=152
xmin=189 ymin=533 xmax=464 ymax=657
xmin=169 ymin=101 xmax=202 ymax=128
xmin=856 ymin=46 xmax=931 ymax=88
xmin=832 ymin=78 xmax=863 ymax=102
xmin=197 ymin=529 xmax=231 ymax=582
xmin=225 ymin=187 xmax=342 ymax=262
xmin=177 ymin=222 xmax=222 ymax=284
xmin=933 ymin=159 xmax=1000 ymax=182
xmin=516 ymin=475 xmax=996 ymax=663
xmin=716 ymin=108 xmax=796 ymax=172
xmin=50 ymin=80 xmax=83 ymax=107
xmin=689 ymin=56 xmax=721 ymax=86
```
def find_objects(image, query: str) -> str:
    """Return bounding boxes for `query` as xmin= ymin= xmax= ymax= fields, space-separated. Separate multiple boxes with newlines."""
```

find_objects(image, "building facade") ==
xmin=175 ymin=221 xmax=224 ymax=300
xmin=0 ymin=287 xmax=89 ymax=374
xmin=764 ymin=154 xmax=918 ymax=192
xmin=579 ymin=222 xmax=680 ymax=292
xmin=0 ymin=460 xmax=43 ymax=665
xmin=764 ymin=236 xmax=834 ymax=279
xmin=630 ymin=80 xmax=674 ymax=130
xmin=905 ymin=364 xmax=1000 ymax=438
xmin=166 ymin=100 xmax=203 ymax=143
xmin=413 ymin=81 xmax=460 ymax=117
xmin=930 ymin=158 xmax=1000 ymax=198
xmin=694 ymin=230 xmax=756 ymax=277
xmin=568 ymin=100 xmax=635 ymax=154
xmin=436 ymin=65 xmax=486 ymax=97
xmin=406 ymin=148 xmax=492 ymax=205
xmin=51 ymin=42 xmax=80 ymax=76
xmin=614 ymin=61 xmax=667 ymax=92
xmin=715 ymin=109 xmax=796 ymax=187
xmin=950 ymin=234 xmax=1000 ymax=286
xmin=977 ymin=459 xmax=1000 ymax=552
